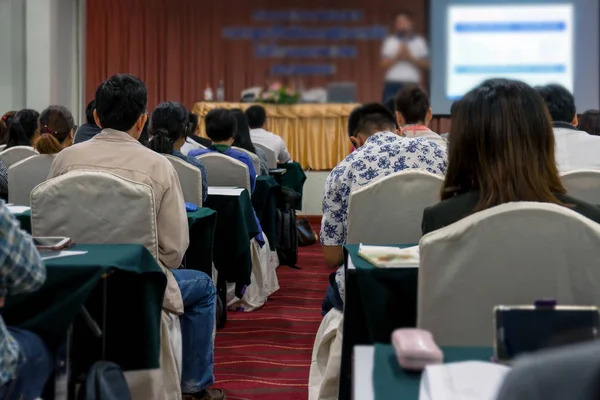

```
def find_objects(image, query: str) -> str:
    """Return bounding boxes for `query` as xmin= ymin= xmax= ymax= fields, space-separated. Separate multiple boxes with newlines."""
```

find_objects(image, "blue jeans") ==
xmin=0 ymin=328 xmax=53 ymax=400
xmin=321 ymin=276 xmax=344 ymax=317
xmin=172 ymin=269 xmax=216 ymax=394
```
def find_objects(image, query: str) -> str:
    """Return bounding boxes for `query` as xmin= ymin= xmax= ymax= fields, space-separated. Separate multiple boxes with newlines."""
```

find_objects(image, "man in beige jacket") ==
xmin=49 ymin=74 xmax=224 ymax=400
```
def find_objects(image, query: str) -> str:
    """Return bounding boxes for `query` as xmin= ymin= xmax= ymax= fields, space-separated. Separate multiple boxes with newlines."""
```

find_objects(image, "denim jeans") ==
xmin=321 ymin=273 xmax=344 ymax=317
xmin=171 ymin=269 xmax=217 ymax=394
xmin=0 ymin=328 xmax=53 ymax=400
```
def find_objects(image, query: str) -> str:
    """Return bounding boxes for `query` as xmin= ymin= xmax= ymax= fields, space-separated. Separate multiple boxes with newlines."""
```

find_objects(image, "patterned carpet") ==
xmin=214 ymin=231 xmax=329 ymax=399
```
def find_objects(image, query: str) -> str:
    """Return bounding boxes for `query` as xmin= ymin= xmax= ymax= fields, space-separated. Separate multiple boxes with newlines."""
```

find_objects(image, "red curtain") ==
xmin=85 ymin=0 xmax=431 ymax=112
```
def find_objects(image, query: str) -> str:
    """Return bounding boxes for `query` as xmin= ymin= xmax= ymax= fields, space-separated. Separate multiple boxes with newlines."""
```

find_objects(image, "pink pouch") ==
xmin=391 ymin=328 xmax=443 ymax=371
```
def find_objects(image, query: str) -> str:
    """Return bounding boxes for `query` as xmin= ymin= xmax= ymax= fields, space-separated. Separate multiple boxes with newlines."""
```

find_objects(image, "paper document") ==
xmin=7 ymin=205 xmax=30 ymax=214
xmin=207 ymin=187 xmax=244 ymax=196
xmin=358 ymin=244 xmax=419 ymax=268
xmin=40 ymin=250 xmax=88 ymax=261
xmin=420 ymin=361 xmax=510 ymax=400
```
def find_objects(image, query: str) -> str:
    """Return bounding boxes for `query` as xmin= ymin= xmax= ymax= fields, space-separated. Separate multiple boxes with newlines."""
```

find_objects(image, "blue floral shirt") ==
xmin=320 ymin=131 xmax=447 ymax=247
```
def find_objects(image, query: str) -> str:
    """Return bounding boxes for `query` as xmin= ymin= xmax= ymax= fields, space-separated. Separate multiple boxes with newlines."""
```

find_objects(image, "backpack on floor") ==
xmin=78 ymin=361 xmax=131 ymax=400
xmin=276 ymin=205 xmax=298 ymax=267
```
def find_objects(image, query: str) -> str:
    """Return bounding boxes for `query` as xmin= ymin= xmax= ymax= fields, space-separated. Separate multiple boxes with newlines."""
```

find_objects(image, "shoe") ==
xmin=182 ymin=388 xmax=226 ymax=400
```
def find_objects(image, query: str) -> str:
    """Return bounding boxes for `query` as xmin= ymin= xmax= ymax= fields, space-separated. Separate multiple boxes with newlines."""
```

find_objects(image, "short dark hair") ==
xmin=36 ymin=105 xmax=75 ymax=154
xmin=148 ymin=101 xmax=189 ymax=154
xmin=535 ymin=84 xmax=576 ymax=123
xmin=245 ymin=105 xmax=267 ymax=129
xmin=6 ymin=109 xmax=39 ymax=148
xmin=188 ymin=112 xmax=199 ymax=136
xmin=205 ymin=108 xmax=237 ymax=142
xmin=443 ymin=78 xmax=565 ymax=211
xmin=578 ymin=110 xmax=600 ymax=136
xmin=395 ymin=84 xmax=430 ymax=124
xmin=94 ymin=74 xmax=147 ymax=132
xmin=231 ymin=109 xmax=256 ymax=154
xmin=85 ymin=100 xmax=96 ymax=124
xmin=348 ymin=103 xmax=397 ymax=137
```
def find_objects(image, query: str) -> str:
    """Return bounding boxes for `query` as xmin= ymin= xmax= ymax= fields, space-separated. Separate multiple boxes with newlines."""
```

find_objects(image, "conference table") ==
xmin=192 ymin=102 xmax=355 ymax=170
xmin=3 ymin=244 xmax=166 ymax=374
xmin=353 ymin=344 xmax=493 ymax=400
xmin=341 ymin=244 xmax=419 ymax=399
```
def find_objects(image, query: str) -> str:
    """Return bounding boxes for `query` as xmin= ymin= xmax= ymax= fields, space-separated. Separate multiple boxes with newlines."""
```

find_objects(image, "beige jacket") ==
xmin=48 ymin=128 xmax=188 ymax=314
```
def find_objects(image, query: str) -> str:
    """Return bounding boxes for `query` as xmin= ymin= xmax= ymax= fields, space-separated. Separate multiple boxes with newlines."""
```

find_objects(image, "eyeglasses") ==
xmin=73 ymin=124 xmax=78 ymax=132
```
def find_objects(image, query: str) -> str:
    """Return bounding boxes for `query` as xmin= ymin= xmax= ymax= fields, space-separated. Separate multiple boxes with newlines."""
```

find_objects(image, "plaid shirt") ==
xmin=0 ymin=202 xmax=46 ymax=387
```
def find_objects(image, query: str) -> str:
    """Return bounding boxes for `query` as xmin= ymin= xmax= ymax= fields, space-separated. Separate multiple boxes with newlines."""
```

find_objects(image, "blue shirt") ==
xmin=172 ymin=150 xmax=208 ymax=203
xmin=0 ymin=201 xmax=46 ymax=387
xmin=320 ymin=131 xmax=448 ymax=246
xmin=188 ymin=146 xmax=257 ymax=193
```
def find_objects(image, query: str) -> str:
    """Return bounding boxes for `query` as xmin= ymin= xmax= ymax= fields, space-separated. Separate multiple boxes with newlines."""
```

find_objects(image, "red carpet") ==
xmin=214 ymin=228 xmax=329 ymax=399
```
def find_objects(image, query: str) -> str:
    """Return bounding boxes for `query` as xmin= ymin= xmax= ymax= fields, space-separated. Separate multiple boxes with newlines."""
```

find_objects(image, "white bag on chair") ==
xmin=309 ymin=308 xmax=343 ymax=400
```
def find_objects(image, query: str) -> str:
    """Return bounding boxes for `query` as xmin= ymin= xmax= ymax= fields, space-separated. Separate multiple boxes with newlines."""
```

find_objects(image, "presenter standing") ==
xmin=381 ymin=11 xmax=430 ymax=103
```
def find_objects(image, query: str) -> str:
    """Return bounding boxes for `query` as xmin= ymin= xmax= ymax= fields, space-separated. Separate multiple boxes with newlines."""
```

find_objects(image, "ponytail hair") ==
xmin=35 ymin=105 xmax=74 ymax=155
xmin=148 ymin=128 xmax=174 ymax=154
xmin=148 ymin=101 xmax=189 ymax=155
xmin=0 ymin=111 xmax=16 ymax=145
xmin=6 ymin=109 xmax=39 ymax=149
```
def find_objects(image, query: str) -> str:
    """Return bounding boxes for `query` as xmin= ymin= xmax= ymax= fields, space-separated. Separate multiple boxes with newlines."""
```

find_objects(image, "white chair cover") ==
xmin=8 ymin=154 xmax=54 ymax=206
xmin=196 ymin=152 xmax=250 ymax=191
xmin=226 ymin=235 xmax=279 ymax=311
xmin=30 ymin=170 xmax=182 ymax=400
xmin=0 ymin=144 xmax=6 ymax=151
xmin=233 ymin=146 xmax=260 ymax=174
xmin=347 ymin=170 xmax=443 ymax=244
xmin=180 ymin=138 xmax=202 ymax=156
xmin=418 ymin=202 xmax=600 ymax=347
xmin=254 ymin=142 xmax=277 ymax=169
xmin=0 ymin=146 xmax=38 ymax=168
xmin=309 ymin=308 xmax=343 ymax=400
xmin=561 ymin=169 xmax=600 ymax=204
xmin=165 ymin=155 xmax=203 ymax=206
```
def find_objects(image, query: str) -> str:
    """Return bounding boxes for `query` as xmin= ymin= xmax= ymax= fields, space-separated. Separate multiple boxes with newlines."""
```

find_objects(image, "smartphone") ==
xmin=32 ymin=237 xmax=72 ymax=251
xmin=494 ymin=305 xmax=600 ymax=362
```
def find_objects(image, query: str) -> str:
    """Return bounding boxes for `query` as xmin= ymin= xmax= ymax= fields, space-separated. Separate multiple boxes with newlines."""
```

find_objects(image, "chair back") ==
xmin=165 ymin=155 xmax=203 ymax=206
xmin=8 ymin=155 xmax=54 ymax=206
xmin=561 ymin=169 xmax=600 ymax=204
xmin=346 ymin=170 xmax=443 ymax=244
xmin=30 ymin=170 xmax=158 ymax=258
xmin=254 ymin=142 xmax=277 ymax=169
xmin=0 ymin=145 xmax=6 ymax=151
xmin=196 ymin=153 xmax=250 ymax=191
xmin=0 ymin=146 xmax=38 ymax=168
xmin=418 ymin=202 xmax=600 ymax=346
xmin=233 ymin=147 xmax=260 ymax=174
xmin=180 ymin=138 xmax=202 ymax=156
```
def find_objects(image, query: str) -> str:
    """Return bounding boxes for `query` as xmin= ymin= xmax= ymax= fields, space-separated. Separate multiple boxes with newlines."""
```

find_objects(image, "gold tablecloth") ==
xmin=191 ymin=102 xmax=356 ymax=170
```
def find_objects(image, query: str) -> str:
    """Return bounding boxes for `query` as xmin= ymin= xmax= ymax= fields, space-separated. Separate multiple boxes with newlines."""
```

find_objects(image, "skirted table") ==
xmin=191 ymin=102 xmax=356 ymax=170
xmin=3 ymin=244 xmax=166 ymax=374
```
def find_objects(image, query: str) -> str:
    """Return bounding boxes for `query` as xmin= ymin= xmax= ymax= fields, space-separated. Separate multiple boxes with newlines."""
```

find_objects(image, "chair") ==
xmin=233 ymin=146 xmax=260 ymax=175
xmin=165 ymin=155 xmax=203 ymax=206
xmin=309 ymin=308 xmax=343 ymax=400
xmin=254 ymin=142 xmax=277 ymax=169
xmin=0 ymin=144 xmax=6 ymax=151
xmin=346 ymin=170 xmax=443 ymax=244
xmin=8 ymin=155 xmax=54 ymax=206
xmin=180 ymin=138 xmax=203 ymax=156
xmin=418 ymin=202 xmax=600 ymax=347
xmin=30 ymin=170 xmax=182 ymax=400
xmin=561 ymin=169 xmax=600 ymax=204
xmin=196 ymin=152 xmax=250 ymax=191
xmin=0 ymin=146 xmax=38 ymax=168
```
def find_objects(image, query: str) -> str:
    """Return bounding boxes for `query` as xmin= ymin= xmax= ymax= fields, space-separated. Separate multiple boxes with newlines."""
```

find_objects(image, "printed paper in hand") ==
xmin=358 ymin=244 xmax=419 ymax=268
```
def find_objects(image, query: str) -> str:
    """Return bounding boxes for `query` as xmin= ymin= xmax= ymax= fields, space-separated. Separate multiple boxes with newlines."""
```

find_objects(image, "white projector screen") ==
xmin=430 ymin=0 xmax=599 ymax=115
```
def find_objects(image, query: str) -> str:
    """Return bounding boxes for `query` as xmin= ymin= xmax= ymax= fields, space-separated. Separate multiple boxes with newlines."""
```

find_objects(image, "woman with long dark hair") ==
xmin=230 ymin=109 xmax=268 ymax=175
xmin=6 ymin=109 xmax=40 ymax=148
xmin=422 ymin=79 xmax=600 ymax=234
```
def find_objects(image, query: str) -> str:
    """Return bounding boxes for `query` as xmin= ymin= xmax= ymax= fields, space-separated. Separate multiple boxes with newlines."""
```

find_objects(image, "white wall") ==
xmin=0 ymin=0 xmax=83 ymax=120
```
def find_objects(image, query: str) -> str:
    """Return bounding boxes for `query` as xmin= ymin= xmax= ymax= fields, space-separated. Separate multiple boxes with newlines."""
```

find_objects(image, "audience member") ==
xmin=74 ymin=100 xmax=102 ymax=144
xmin=48 ymin=74 xmax=223 ymax=400
xmin=394 ymin=84 xmax=446 ymax=147
xmin=148 ymin=101 xmax=208 ymax=203
xmin=246 ymin=105 xmax=292 ymax=163
xmin=0 ymin=111 xmax=16 ymax=145
xmin=0 ymin=201 xmax=53 ymax=400
xmin=536 ymin=84 xmax=600 ymax=171
xmin=231 ymin=108 xmax=269 ymax=175
xmin=320 ymin=103 xmax=447 ymax=315
xmin=6 ymin=109 xmax=40 ymax=149
xmin=186 ymin=113 xmax=212 ymax=148
xmin=422 ymin=79 xmax=600 ymax=235
xmin=189 ymin=108 xmax=257 ymax=192
xmin=35 ymin=105 xmax=75 ymax=155
xmin=138 ymin=118 xmax=150 ymax=146
xmin=577 ymin=110 xmax=600 ymax=136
